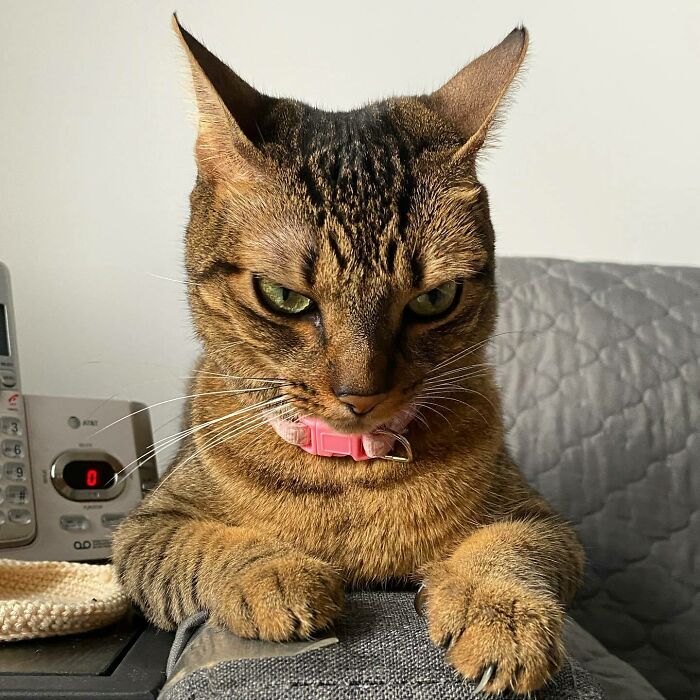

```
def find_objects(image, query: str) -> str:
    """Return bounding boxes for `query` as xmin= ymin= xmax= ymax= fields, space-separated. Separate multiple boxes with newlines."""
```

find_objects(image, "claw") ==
xmin=474 ymin=664 xmax=496 ymax=694
xmin=414 ymin=583 xmax=427 ymax=616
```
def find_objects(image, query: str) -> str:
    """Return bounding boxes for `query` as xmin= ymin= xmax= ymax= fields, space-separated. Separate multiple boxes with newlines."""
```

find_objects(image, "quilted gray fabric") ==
xmin=161 ymin=592 xmax=605 ymax=700
xmin=493 ymin=258 xmax=700 ymax=700
xmin=159 ymin=259 xmax=698 ymax=700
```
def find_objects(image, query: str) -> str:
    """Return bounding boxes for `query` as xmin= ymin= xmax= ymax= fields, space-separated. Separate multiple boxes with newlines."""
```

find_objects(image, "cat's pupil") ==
xmin=428 ymin=289 xmax=442 ymax=306
xmin=281 ymin=288 xmax=290 ymax=302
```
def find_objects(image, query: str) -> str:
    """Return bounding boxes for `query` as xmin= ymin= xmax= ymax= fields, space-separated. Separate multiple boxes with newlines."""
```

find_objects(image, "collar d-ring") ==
xmin=375 ymin=430 xmax=413 ymax=463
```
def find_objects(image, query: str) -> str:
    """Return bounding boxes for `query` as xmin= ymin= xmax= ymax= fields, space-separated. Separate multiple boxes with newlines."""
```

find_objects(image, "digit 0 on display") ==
xmin=50 ymin=450 xmax=126 ymax=502
xmin=62 ymin=460 xmax=116 ymax=491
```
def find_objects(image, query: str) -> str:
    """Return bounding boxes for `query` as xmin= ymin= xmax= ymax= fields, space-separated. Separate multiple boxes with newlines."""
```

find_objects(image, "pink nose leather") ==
xmin=336 ymin=393 xmax=386 ymax=415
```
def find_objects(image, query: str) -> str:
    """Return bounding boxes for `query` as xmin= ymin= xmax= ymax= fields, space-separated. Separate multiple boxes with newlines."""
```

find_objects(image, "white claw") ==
xmin=474 ymin=664 xmax=495 ymax=694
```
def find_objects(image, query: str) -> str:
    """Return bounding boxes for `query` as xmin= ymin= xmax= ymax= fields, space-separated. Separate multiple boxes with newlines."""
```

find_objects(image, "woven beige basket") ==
xmin=0 ymin=559 xmax=129 ymax=641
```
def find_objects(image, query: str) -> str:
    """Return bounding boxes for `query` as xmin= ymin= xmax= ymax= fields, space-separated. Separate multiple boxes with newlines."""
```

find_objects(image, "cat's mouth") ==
xmin=286 ymin=397 xmax=414 ymax=436
xmin=319 ymin=407 xmax=414 ymax=436
xmin=268 ymin=406 xmax=415 ymax=461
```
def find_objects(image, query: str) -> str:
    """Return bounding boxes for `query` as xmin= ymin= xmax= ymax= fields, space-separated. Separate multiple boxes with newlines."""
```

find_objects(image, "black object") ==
xmin=62 ymin=460 xmax=116 ymax=491
xmin=0 ymin=610 xmax=173 ymax=699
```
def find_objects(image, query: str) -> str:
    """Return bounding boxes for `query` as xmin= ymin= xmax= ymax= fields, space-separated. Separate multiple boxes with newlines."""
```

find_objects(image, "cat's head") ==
xmin=175 ymin=16 xmax=527 ymax=434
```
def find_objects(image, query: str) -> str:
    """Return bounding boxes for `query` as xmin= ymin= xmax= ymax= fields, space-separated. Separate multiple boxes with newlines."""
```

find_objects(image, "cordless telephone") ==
xmin=0 ymin=262 xmax=158 ymax=560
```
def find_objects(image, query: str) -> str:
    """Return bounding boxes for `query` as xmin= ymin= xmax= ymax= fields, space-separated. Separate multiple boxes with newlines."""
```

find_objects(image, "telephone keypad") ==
xmin=0 ymin=392 xmax=35 ymax=547
xmin=6 ymin=485 xmax=28 ymax=505
xmin=8 ymin=509 xmax=32 ymax=525
xmin=2 ymin=439 xmax=24 ymax=459
xmin=4 ymin=463 xmax=25 ymax=480
xmin=1 ymin=416 xmax=22 ymax=436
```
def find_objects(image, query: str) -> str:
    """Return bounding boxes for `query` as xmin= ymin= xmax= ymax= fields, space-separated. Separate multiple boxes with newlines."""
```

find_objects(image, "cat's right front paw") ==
xmin=211 ymin=551 xmax=344 ymax=641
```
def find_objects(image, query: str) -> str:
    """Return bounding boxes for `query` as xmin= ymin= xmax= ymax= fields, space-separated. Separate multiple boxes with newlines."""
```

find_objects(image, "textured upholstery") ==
xmin=160 ymin=258 xmax=699 ymax=699
xmin=162 ymin=593 xmax=605 ymax=699
xmin=494 ymin=258 xmax=699 ymax=700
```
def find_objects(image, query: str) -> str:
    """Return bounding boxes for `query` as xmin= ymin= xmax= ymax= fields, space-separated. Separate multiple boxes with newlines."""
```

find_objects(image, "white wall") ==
xmin=2 ymin=1 xmax=699 ymax=468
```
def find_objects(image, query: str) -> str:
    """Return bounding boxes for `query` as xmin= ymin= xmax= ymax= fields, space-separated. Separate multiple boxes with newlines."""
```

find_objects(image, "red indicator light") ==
xmin=86 ymin=468 xmax=98 ymax=487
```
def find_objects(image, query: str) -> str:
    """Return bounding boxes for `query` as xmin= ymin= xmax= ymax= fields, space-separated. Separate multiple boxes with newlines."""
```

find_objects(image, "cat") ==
xmin=112 ymin=15 xmax=584 ymax=695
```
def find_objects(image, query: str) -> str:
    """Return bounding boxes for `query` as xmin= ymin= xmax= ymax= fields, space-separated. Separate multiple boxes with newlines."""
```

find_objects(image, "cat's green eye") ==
xmin=256 ymin=277 xmax=314 ymax=315
xmin=407 ymin=280 xmax=459 ymax=319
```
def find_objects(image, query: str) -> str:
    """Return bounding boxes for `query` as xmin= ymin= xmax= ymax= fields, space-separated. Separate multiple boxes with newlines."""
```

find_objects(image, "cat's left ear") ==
xmin=427 ymin=27 xmax=528 ymax=157
xmin=172 ymin=14 xmax=273 ymax=181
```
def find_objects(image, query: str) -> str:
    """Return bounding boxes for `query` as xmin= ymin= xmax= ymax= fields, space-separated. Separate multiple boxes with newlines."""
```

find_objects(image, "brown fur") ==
xmin=112 ymin=17 xmax=584 ymax=695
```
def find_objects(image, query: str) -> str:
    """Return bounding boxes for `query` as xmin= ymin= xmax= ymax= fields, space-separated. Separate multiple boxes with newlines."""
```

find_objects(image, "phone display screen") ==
xmin=63 ymin=460 xmax=118 ymax=490
xmin=0 ymin=304 xmax=9 ymax=356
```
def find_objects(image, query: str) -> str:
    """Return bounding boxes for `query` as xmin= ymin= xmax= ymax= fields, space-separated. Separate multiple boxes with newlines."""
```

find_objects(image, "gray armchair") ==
xmin=161 ymin=258 xmax=699 ymax=700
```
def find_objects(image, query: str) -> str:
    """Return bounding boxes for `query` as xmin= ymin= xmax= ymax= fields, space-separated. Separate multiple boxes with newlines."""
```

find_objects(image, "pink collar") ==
xmin=270 ymin=413 xmax=414 ymax=463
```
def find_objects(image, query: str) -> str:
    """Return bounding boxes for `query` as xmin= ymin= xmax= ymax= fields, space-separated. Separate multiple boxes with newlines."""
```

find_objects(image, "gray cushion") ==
xmin=493 ymin=258 xmax=699 ymax=699
xmin=161 ymin=592 xmax=606 ymax=700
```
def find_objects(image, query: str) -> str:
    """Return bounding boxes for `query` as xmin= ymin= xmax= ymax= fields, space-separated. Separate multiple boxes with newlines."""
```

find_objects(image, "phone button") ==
xmin=2 ymin=440 xmax=24 ymax=459
xmin=101 ymin=512 xmax=125 ymax=530
xmin=0 ymin=372 xmax=16 ymax=388
xmin=60 ymin=515 xmax=90 ymax=531
xmin=6 ymin=485 xmax=29 ymax=505
xmin=4 ymin=463 xmax=25 ymax=481
xmin=8 ymin=509 xmax=32 ymax=525
xmin=1 ymin=416 xmax=22 ymax=436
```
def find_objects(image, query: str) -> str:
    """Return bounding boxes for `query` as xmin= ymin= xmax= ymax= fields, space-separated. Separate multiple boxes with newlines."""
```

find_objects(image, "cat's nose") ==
xmin=335 ymin=392 xmax=387 ymax=416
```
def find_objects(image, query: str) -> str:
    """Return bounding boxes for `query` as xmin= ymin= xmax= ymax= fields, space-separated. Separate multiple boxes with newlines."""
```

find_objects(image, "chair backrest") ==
xmin=494 ymin=258 xmax=700 ymax=700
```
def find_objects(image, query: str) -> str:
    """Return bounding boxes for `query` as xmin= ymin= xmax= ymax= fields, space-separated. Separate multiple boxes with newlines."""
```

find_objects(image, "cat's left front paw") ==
xmin=420 ymin=572 xmax=564 ymax=695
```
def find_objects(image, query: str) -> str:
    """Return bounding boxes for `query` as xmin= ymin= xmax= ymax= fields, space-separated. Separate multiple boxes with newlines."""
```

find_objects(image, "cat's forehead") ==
xmin=267 ymin=102 xmax=439 ymax=241
xmin=260 ymin=101 xmax=472 ymax=286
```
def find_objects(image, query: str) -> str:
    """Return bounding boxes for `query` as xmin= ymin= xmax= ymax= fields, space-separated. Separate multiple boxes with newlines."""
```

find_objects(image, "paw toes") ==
xmin=213 ymin=554 xmax=343 ymax=642
xmin=424 ymin=576 xmax=564 ymax=695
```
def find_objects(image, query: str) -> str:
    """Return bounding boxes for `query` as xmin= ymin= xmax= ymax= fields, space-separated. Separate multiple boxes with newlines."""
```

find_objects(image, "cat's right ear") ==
xmin=427 ymin=27 xmax=528 ymax=158
xmin=172 ymin=14 xmax=272 ymax=181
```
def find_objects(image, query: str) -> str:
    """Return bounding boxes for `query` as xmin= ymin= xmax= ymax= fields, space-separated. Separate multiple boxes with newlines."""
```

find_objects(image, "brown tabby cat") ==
xmin=113 ymin=16 xmax=584 ymax=695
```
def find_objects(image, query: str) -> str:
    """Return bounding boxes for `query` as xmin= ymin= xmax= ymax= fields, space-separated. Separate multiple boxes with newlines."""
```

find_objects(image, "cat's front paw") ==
xmin=421 ymin=572 xmax=564 ymax=695
xmin=212 ymin=551 xmax=344 ymax=641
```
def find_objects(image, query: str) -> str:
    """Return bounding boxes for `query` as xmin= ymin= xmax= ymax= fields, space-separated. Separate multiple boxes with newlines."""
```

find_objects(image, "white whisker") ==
xmin=113 ymin=395 xmax=289 ymax=481
xmin=418 ymin=392 xmax=488 ymax=424
xmin=410 ymin=400 xmax=453 ymax=427
xmin=149 ymin=404 xmax=294 ymax=496
xmin=93 ymin=387 xmax=283 ymax=437
xmin=429 ymin=330 xmax=529 ymax=375
xmin=422 ymin=385 xmax=496 ymax=411
xmin=149 ymin=273 xmax=200 ymax=287
xmin=424 ymin=362 xmax=494 ymax=382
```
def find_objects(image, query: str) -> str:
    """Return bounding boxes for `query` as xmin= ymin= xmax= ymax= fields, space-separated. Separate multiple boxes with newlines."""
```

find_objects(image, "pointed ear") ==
xmin=172 ymin=14 xmax=273 ymax=180
xmin=427 ymin=27 xmax=528 ymax=157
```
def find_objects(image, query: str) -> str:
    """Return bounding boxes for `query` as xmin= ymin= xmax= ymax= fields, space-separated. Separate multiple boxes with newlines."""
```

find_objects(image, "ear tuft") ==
xmin=427 ymin=27 xmax=529 ymax=156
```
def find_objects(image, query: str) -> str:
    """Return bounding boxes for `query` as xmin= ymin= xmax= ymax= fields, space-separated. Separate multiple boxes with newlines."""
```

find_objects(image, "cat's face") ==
xmin=176 ymin=17 xmax=526 ymax=433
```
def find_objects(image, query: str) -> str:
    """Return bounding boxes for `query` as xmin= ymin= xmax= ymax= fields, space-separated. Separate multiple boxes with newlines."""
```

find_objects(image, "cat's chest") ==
xmin=232 ymin=476 xmax=475 ymax=581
